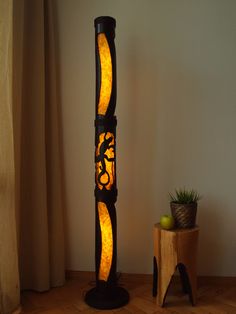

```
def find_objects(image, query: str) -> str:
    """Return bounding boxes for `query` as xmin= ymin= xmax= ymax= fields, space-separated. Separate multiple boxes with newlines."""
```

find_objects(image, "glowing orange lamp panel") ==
xmin=97 ymin=33 xmax=112 ymax=116
xmin=98 ymin=202 xmax=113 ymax=281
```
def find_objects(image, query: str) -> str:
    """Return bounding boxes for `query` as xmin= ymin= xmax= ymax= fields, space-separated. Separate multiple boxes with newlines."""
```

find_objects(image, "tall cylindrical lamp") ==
xmin=84 ymin=16 xmax=129 ymax=310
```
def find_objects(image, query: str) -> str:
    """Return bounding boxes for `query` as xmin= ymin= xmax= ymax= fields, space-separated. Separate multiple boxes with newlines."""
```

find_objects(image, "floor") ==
xmin=21 ymin=273 xmax=236 ymax=314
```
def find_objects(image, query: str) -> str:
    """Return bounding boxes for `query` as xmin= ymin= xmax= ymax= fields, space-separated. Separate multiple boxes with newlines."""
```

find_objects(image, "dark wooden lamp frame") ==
xmin=84 ymin=16 xmax=129 ymax=310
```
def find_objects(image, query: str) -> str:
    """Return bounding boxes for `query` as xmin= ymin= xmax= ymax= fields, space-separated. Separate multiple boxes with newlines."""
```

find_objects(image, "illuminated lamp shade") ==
xmin=84 ymin=16 xmax=129 ymax=309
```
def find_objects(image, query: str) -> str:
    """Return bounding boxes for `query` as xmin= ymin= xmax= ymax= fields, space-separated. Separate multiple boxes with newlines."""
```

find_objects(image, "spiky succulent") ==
xmin=169 ymin=188 xmax=201 ymax=204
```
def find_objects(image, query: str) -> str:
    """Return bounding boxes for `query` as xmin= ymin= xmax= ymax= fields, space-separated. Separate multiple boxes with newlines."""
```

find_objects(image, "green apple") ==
xmin=160 ymin=214 xmax=175 ymax=230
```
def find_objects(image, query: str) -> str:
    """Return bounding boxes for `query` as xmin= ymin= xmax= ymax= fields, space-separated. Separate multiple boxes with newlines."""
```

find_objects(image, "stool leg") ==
xmin=154 ymin=226 xmax=177 ymax=307
xmin=153 ymin=255 xmax=174 ymax=306
xmin=178 ymin=263 xmax=189 ymax=294
xmin=187 ymin=269 xmax=197 ymax=306
xmin=178 ymin=263 xmax=197 ymax=306
xmin=158 ymin=271 xmax=175 ymax=307
xmin=153 ymin=256 xmax=158 ymax=297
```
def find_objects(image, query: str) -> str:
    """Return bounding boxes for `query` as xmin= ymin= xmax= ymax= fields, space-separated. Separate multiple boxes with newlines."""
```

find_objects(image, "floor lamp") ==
xmin=85 ymin=16 xmax=129 ymax=310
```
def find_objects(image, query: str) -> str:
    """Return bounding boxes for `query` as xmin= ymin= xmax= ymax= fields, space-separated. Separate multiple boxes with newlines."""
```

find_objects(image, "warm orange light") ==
xmin=98 ymin=202 xmax=113 ymax=281
xmin=96 ymin=132 xmax=115 ymax=190
xmin=97 ymin=33 xmax=112 ymax=116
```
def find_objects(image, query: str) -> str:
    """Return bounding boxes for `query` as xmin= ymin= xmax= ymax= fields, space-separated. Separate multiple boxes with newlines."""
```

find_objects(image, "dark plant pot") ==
xmin=170 ymin=202 xmax=197 ymax=229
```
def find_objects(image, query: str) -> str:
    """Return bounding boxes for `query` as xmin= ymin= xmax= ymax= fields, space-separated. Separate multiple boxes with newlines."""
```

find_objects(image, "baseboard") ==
xmin=197 ymin=276 xmax=236 ymax=286
xmin=65 ymin=270 xmax=236 ymax=286
xmin=66 ymin=270 xmax=94 ymax=281
xmin=65 ymin=270 xmax=152 ymax=283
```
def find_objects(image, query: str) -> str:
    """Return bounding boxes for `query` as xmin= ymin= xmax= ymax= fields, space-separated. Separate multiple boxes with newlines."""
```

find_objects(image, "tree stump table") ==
xmin=153 ymin=223 xmax=199 ymax=307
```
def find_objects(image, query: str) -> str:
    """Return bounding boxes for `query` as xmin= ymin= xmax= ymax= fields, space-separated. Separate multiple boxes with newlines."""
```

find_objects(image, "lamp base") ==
xmin=85 ymin=286 xmax=129 ymax=310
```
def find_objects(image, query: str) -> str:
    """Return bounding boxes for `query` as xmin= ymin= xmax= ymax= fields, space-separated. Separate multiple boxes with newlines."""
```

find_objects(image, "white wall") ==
xmin=56 ymin=0 xmax=236 ymax=276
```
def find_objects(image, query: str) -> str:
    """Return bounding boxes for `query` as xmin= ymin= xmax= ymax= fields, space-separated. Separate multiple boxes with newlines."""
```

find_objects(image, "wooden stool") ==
xmin=153 ymin=223 xmax=199 ymax=307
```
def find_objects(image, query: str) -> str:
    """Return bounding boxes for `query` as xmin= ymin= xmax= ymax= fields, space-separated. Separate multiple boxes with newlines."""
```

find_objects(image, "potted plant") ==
xmin=169 ymin=188 xmax=201 ymax=229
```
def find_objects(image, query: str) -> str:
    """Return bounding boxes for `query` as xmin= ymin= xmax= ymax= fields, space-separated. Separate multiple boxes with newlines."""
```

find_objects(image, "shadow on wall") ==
xmin=197 ymin=200 xmax=225 ymax=276
xmin=117 ymin=36 xmax=162 ymax=273
xmin=119 ymin=35 xmax=160 ymax=215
